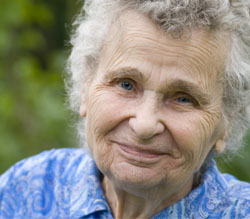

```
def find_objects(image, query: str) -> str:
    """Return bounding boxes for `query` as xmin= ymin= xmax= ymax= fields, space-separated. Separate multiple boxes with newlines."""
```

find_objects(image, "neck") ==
xmin=102 ymin=175 xmax=194 ymax=219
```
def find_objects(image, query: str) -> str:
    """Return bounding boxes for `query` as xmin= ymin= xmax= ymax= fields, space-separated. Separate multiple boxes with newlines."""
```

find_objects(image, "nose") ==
xmin=129 ymin=92 xmax=165 ymax=140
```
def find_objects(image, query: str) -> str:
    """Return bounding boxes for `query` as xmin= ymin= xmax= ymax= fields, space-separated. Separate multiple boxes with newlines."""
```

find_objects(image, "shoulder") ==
xmin=201 ymin=163 xmax=250 ymax=218
xmin=223 ymin=173 xmax=250 ymax=201
xmin=0 ymin=148 xmax=94 ymax=218
xmin=214 ymin=173 xmax=250 ymax=218
xmin=184 ymin=160 xmax=250 ymax=218
xmin=0 ymin=148 xmax=90 ymax=186
xmin=201 ymin=160 xmax=250 ymax=201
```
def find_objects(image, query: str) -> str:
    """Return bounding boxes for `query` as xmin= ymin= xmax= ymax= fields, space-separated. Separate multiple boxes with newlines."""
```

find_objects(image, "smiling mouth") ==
xmin=114 ymin=141 xmax=167 ymax=159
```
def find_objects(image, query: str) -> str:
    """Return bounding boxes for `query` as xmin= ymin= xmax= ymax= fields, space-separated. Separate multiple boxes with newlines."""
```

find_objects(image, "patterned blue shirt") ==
xmin=0 ymin=148 xmax=250 ymax=218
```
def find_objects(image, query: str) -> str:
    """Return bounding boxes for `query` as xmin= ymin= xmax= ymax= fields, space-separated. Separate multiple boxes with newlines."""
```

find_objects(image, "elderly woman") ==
xmin=1 ymin=0 xmax=250 ymax=218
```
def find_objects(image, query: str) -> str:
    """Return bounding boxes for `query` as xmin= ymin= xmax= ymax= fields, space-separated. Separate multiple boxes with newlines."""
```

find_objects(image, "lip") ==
xmin=113 ymin=141 xmax=167 ymax=160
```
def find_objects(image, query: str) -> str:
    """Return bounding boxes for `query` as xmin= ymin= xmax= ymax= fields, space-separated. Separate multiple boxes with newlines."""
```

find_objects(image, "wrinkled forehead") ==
xmin=100 ymin=9 xmax=229 ymax=81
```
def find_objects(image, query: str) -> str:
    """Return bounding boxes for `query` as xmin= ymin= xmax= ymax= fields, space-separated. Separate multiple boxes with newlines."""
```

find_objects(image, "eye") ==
xmin=119 ymin=80 xmax=134 ymax=91
xmin=177 ymin=96 xmax=191 ymax=104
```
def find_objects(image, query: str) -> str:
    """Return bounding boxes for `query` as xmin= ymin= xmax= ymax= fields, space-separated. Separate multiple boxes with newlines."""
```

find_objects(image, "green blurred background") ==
xmin=0 ymin=0 xmax=250 ymax=182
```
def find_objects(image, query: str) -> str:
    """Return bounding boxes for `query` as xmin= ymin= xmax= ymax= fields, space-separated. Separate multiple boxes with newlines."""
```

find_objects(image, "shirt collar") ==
xmin=186 ymin=158 xmax=229 ymax=202
xmin=152 ymin=159 xmax=229 ymax=218
xmin=69 ymin=151 xmax=228 ymax=218
xmin=69 ymin=152 xmax=110 ymax=218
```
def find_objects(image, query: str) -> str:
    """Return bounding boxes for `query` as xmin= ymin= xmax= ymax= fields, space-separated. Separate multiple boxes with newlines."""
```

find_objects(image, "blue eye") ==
xmin=177 ymin=97 xmax=191 ymax=103
xmin=120 ymin=81 xmax=133 ymax=90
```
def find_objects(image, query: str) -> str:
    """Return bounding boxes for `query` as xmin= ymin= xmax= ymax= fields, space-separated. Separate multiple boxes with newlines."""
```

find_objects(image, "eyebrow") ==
xmin=103 ymin=67 xmax=144 ymax=82
xmin=104 ymin=67 xmax=211 ymax=105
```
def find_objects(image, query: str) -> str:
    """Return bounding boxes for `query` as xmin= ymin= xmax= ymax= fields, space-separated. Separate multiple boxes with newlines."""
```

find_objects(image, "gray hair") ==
xmin=66 ymin=0 xmax=250 ymax=155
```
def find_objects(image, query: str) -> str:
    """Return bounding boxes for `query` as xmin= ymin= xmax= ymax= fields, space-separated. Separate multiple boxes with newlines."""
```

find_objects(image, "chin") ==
xmin=108 ymin=162 xmax=168 ymax=189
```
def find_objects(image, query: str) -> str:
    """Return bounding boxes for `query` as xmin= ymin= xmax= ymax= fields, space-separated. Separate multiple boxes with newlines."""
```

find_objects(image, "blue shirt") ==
xmin=0 ymin=148 xmax=250 ymax=219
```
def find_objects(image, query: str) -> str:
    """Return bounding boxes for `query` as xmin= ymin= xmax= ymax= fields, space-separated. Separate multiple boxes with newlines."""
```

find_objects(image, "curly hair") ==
xmin=66 ymin=0 xmax=250 ymax=155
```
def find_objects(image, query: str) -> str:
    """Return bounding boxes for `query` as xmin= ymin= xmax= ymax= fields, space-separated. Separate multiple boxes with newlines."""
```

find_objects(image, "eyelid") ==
xmin=117 ymin=78 xmax=135 ymax=85
xmin=104 ymin=77 xmax=132 ymax=86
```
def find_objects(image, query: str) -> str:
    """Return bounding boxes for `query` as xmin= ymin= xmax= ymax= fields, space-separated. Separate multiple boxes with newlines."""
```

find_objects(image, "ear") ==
xmin=80 ymin=91 xmax=87 ymax=118
xmin=80 ymin=102 xmax=87 ymax=118
xmin=214 ymin=114 xmax=230 ymax=154
xmin=214 ymin=137 xmax=226 ymax=154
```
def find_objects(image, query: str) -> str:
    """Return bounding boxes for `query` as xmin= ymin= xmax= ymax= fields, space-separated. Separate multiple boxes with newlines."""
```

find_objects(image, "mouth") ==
xmin=113 ymin=141 xmax=167 ymax=160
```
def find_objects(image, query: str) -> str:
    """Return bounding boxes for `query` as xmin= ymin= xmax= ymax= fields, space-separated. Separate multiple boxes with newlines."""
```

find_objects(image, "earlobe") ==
xmin=214 ymin=138 xmax=226 ymax=154
xmin=214 ymin=117 xmax=228 ymax=154
xmin=80 ymin=103 xmax=87 ymax=117
xmin=80 ymin=93 xmax=87 ymax=118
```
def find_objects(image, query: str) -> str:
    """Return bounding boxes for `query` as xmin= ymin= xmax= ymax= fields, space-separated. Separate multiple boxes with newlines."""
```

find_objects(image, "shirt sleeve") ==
xmin=0 ymin=157 xmax=31 ymax=218
xmin=0 ymin=149 xmax=66 ymax=218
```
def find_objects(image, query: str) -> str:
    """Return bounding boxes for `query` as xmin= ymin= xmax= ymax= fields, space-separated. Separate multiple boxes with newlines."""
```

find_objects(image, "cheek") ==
xmin=166 ymin=111 xmax=219 ymax=162
xmin=87 ymin=91 xmax=120 ymax=135
xmin=85 ymin=100 xmax=116 ymax=173
xmin=86 ymin=86 xmax=137 ymax=137
xmin=85 ymin=90 xmax=132 ymax=171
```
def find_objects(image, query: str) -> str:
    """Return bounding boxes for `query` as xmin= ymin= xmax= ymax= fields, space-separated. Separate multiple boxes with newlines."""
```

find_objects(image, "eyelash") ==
xmin=117 ymin=79 xmax=136 ymax=91
xmin=119 ymin=80 xmax=134 ymax=90
xmin=174 ymin=93 xmax=198 ymax=106
xmin=177 ymin=96 xmax=191 ymax=103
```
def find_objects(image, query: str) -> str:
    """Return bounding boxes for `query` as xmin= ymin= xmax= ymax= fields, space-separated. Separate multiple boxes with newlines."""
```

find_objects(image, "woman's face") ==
xmin=81 ymin=11 xmax=227 ymax=192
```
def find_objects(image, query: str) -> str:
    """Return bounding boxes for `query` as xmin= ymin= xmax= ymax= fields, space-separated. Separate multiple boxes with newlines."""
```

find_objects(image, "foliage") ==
xmin=0 ymin=0 xmax=249 ymax=183
xmin=216 ymin=133 xmax=250 ymax=182
xmin=0 ymin=0 xmax=81 ymax=173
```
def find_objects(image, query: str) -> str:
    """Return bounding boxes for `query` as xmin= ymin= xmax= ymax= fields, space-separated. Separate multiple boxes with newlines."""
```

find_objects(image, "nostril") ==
xmin=156 ymin=122 xmax=165 ymax=134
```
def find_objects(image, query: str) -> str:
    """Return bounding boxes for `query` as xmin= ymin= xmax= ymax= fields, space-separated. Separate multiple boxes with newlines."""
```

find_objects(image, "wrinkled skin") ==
xmin=80 ymin=10 xmax=228 ymax=219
